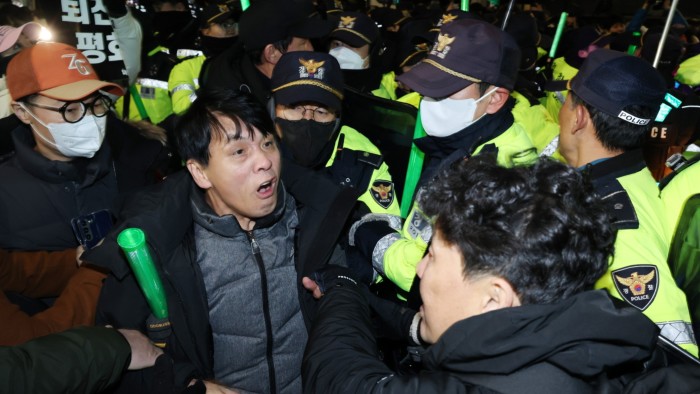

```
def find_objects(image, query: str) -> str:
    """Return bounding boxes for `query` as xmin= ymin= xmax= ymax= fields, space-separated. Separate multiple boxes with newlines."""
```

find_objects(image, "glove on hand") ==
xmin=349 ymin=214 xmax=402 ymax=269
xmin=311 ymin=265 xmax=359 ymax=296
xmin=349 ymin=213 xmax=402 ymax=247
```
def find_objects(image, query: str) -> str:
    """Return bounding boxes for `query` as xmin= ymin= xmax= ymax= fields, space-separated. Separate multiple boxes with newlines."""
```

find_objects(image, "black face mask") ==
xmin=275 ymin=118 xmax=339 ymax=168
xmin=200 ymin=35 xmax=237 ymax=57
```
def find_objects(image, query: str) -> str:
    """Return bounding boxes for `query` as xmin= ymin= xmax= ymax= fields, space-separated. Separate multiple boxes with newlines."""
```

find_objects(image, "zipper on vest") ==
xmin=248 ymin=231 xmax=277 ymax=394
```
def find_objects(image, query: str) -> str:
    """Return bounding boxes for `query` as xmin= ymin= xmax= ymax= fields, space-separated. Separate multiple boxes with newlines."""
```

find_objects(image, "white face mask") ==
xmin=329 ymin=46 xmax=368 ymax=70
xmin=20 ymin=103 xmax=107 ymax=158
xmin=420 ymin=87 xmax=497 ymax=137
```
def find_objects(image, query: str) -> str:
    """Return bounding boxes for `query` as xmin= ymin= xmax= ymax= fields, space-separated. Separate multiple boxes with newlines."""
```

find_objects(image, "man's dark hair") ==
xmin=420 ymin=155 xmax=616 ymax=305
xmin=247 ymin=36 xmax=294 ymax=65
xmin=569 ymin=91 xmax=655 ymax=152
xmin=175 ymin=88 xmax=276 ymax=166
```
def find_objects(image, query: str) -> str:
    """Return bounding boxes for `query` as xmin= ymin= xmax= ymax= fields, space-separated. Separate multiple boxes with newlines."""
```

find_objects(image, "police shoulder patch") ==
xmin=612 ymin=265 xmax=659 ymax=311
xmin=370 ymin=180 xmax=394 ymax=209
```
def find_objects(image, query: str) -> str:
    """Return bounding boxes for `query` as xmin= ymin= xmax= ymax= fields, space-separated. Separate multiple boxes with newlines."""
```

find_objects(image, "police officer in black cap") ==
xmin=557 ymin=49 xmax=696 ymax=355
xmin=348 ymin=18 xmax=537 ymax=294
xmin=271 ymin=51 xmax=400 ymax=275
xmin=328 ymin=11 xmax=393 ymax=97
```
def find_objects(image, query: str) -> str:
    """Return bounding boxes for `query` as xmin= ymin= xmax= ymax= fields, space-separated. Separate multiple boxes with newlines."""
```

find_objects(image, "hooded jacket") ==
xmin=303 ymin=288 xmax=659 ymax=394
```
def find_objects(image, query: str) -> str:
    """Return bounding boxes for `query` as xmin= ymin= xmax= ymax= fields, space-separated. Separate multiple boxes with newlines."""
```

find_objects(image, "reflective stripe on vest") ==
xmin=177 ymin=49 xmax=204 ymax=58
xmin=659 ymin=321 xmax=697 ymax=346
xmin=137 ymin=78 xmax=169 ymax=90
xmin=540 ymin=135 xmax=559 ymax=157
xmin=172 ymin=83 xmax=196 ymax=94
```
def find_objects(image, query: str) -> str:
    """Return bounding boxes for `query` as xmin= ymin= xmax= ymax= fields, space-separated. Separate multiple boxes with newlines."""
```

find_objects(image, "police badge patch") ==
xmin=612 ymin=265 xmax=659 ymax=311
xmin=370 ymin=180 xmax=394 ymax=209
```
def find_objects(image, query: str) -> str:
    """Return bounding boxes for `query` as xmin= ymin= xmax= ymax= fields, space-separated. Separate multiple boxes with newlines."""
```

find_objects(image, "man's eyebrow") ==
xmin=225 ymin=133 xmax=241 ymax=142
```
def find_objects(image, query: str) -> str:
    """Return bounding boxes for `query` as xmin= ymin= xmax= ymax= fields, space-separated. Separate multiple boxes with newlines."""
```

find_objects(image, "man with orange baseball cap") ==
xmin=0 ymin=42 xmax=170 ymax=252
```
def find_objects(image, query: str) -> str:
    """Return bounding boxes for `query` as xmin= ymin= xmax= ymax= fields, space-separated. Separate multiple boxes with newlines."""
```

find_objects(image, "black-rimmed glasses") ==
xmin=282 ymin=105 xmax=336 ymax=123
xmin=24 ymin=94 xmax=112 ymax=124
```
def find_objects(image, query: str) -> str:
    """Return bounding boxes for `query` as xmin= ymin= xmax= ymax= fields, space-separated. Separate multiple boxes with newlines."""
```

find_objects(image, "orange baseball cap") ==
xmin=7 ymin=41 xmax=125 ymax=101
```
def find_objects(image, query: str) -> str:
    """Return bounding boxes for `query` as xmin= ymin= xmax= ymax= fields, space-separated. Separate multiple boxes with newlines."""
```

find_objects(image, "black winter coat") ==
xmin=303 ymin=287 xmax=662 ymax=394
xmin=89 ymin=160 xmax=361 ymax=392
xmin=0 ymin=115 xmax=170 ymax=250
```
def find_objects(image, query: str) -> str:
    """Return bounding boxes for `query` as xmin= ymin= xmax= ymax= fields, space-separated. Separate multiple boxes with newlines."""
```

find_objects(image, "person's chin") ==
xmin=256 ymin=193 xmax=278 ymax=217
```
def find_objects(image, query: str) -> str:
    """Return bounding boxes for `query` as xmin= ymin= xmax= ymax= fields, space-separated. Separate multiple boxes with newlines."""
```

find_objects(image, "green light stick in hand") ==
xmin=118 ymin=228 xmax=170 ymax=347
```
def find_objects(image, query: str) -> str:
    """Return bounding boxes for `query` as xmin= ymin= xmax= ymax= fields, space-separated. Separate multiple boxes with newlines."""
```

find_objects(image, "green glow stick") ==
xmin=241 ymin=0 xmax=250 ymax=11
xmin=401 ymin=110 xmax=426 ymax=218
xmin=549 ymin=12 xmax=568 ymax=59
xmin=117 ymin=228 xmax=168 ymax=319
xmin=461 ymin=0 xmax=469 ymax=11
xmin=627 ymin=31 xmax=641 ymax=55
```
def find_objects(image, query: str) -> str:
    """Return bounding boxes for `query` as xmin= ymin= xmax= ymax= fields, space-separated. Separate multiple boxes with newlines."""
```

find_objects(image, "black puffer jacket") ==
xmin=0 ymin=115 xmax=170 ymax=250
xmin=303 ymin=288 xmax=661 ymax=394
xmin=91 ymin=171 xmax=302 ymax=392
xmin=89 ymin=161 xmax=362 ymax=392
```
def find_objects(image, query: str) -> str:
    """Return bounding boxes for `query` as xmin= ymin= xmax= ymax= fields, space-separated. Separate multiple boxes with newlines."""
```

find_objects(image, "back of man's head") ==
xmin=568 ymin=49 xmax=666 ymax=152
xmin=420 ymin=155 xmax=615 ymax=305
xmin=239 ymin=0 xmax=329 ymax=64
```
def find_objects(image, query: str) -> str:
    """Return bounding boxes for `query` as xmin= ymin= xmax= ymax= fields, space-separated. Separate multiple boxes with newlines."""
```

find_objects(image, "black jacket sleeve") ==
xmin=0 ymin=326 xmax=130 ymax=393
xmin=302 ymin=285 xmax=478 ymax=394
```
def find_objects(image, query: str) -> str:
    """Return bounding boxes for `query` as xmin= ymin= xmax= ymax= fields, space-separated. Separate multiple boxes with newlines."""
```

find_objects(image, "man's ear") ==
xmin=186 ymin=159 xmax=212 ymax=190
xmin=573 ymin=102 xmax=590 ymax=134
xmin=263 ymin=43 xmax=282 ymax=65
xmin=484 ymin=87 xmax=510 ymax=115
xmin=482 ymin=276 xmax=520 ymax=313
xmin=12 ymin=102 xmax=31 ymax=125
